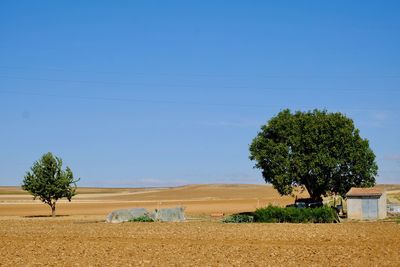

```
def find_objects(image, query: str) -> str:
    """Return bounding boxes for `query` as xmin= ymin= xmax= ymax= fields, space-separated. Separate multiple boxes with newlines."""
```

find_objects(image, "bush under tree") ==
xmin=223 ymin=206 xmax=338 ymax=224
xmin=253 ymin=205 xmax=338 ymax=223
xmin=22 ymin=152 xmax=79 ymax=217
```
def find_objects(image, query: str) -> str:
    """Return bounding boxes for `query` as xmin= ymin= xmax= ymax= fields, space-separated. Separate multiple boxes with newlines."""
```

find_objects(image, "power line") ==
xmin=1 ymin=66 xmax=400 ymax=79
xmin=0 ymin=75 xmax=399 ymax=93
xmin=0 ymin=90 xmax=279 ymax=109
xmin=1 ymin=89 xmax=399 ymax=112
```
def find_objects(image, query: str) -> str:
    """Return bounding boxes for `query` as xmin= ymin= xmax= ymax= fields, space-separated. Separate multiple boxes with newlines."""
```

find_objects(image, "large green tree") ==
xmin=249 ymin=109 xmax=378 ymax=201
xmin=22 ymin=152 xmax=79 ymax=217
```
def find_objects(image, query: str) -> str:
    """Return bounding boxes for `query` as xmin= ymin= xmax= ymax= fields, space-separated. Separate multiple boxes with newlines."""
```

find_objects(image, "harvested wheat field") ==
xmin=0 ymin=184 xmax=300 ymax=217
xmin=1 ymin=184 xmax=400 ymax=266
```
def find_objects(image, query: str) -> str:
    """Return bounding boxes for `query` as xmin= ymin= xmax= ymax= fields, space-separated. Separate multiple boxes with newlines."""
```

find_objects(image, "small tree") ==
xmin=249 ymin=109 xmax=378 ymax=201
xmin=22 ymin=152 xmax=79 ymax=217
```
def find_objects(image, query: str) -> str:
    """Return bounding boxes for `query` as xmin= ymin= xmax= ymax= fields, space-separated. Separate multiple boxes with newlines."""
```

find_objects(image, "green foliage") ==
xmin=253 ymin=205 xmax=338 ymax=223
xmin=222 ymin=213 xmax=254 ymax=223
xmin=222 ymin=206 xmax=338 ymax=223
xmin=311 ymin=206 xmax=339 ymax=223
xmin=129 ymin=216 xmax=154 ymax=222
xmin=249 ymin=109 xmax=378 ymax=200
xmin=22 ymin=152 xmax=79 ymax=217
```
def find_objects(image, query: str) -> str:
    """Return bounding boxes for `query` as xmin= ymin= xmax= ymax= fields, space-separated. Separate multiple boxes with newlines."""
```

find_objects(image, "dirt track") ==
xmin=1 ymin=184 xmax=399 ymax=266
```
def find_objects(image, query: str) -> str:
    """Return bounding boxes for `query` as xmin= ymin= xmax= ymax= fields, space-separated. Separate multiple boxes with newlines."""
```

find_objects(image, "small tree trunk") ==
xmin=51 ymin=204 xmax=56 ymax=218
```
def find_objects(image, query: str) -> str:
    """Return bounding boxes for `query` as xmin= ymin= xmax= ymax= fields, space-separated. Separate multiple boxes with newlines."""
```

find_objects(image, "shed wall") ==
xmin=378 ymin=192 xmax=387 ymax=219
xmin=347 ymin=194 xmax=387 ymax=220
xmin=347 ymin=198 xmax=362 ymax=220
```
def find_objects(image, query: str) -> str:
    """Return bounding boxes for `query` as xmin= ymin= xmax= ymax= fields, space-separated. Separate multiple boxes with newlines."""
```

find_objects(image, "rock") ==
xmin=106 ymin=206 xmax=186 ymax=223
xmin=106 ymin=208 xmax=149 ymax=223
xmin=151 ymin=206 xmax=186 ymax=222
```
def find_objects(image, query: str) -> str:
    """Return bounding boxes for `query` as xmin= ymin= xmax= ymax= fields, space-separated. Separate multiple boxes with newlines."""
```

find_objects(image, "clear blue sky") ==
xmin=1 ymin=1 xmax=399 ymax=187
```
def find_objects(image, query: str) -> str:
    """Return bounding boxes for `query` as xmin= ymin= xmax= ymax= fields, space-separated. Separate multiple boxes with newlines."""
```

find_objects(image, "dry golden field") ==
xmin=0 ymin=184 xmax=299 ymax=217
xmin=1 ymin=184 xmax=399 ymax=266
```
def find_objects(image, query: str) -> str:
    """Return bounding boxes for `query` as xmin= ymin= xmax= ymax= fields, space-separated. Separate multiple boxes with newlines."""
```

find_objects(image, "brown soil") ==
xmin=0 ymin=218 xmax=399 ymax=266
xmin=1 ymin=184 xmax=399 ymax=266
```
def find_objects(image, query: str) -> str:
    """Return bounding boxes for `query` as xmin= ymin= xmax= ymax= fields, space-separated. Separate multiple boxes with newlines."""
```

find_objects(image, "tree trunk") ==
xmin=304 ymin=183 xmax=323 ymax=202
xmin=51 ymin=204 xmax=56 ymax=218
xmin=308 ymin=190 xmax=323 ymax=202
xmin=311 ymin=195 xmax=323 ymax=202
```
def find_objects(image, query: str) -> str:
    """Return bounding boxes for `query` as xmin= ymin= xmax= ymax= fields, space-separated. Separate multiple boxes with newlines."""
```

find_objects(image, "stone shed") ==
xmin=346 ymin=187 xmax=387 ymax=220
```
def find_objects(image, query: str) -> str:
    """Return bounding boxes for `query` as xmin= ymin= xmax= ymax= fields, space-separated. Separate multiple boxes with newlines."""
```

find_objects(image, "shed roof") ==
xmin=346 ymin=187 xmax=384 ymax=197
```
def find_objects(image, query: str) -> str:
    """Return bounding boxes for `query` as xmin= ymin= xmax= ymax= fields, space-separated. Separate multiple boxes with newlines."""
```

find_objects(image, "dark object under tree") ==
xmin=22 ymin=152 xmax=79 ymax=217
xmin=249 ymin=109 xmax=378 ymax=201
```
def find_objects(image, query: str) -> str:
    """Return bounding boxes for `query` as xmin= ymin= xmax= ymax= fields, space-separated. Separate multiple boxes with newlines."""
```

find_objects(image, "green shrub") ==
xmin=310 ymin=206 xmax=338 ymax=223
xmin=222 ymin=214 xmax=254 ymax=223
xmin=254 ymin=205 xmax=337 ymax=223
xmin=128 ymin=215 xmax=154 ymax=222
xmin=253 ymin=205 xmax=282 ymax=223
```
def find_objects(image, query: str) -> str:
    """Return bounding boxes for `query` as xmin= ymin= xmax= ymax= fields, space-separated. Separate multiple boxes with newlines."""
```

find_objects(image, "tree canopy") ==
xmin=249 ymin=109 xmax=378 ymax=201
xmin=22 ymin=152 xmax=79 ymax=217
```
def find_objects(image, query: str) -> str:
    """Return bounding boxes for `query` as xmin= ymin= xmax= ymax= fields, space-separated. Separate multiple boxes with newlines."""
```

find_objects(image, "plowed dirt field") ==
xmin=1 ymin=218 xmax=399 ymax=266
xmin=1 ymin=184 xmax=399 ymax=266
